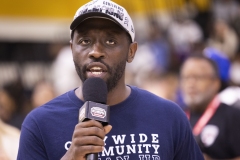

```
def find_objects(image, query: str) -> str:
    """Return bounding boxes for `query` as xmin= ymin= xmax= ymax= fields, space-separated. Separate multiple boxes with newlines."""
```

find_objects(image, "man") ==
xmin=180 ymin=55 xmax=240 ymax=159
xmin=17 ymin=0 xmax=204 ymax=159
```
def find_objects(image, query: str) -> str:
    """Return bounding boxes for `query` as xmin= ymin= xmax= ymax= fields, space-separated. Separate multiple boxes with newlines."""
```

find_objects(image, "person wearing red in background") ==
xmin=180 ymin=55 xmax=240 ymax=160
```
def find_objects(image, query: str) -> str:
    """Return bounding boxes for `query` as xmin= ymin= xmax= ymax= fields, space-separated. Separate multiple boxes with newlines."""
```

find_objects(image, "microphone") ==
xmin=79 ymin=77 xmax=110 ymax=160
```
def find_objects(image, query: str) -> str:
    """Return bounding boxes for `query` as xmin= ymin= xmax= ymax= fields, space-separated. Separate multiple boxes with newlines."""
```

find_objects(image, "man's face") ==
xmin=180 ymin=58 xmax=220 ymax=109
xmin=70 ymin=18 xmax=133 ymax=92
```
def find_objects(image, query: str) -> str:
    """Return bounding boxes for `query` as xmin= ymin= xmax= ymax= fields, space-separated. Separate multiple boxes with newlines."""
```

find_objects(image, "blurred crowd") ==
xmin=128 ymin=0 xmax=240 ymax=105
xmin=0 ymin=0 xmax=240 ymax=159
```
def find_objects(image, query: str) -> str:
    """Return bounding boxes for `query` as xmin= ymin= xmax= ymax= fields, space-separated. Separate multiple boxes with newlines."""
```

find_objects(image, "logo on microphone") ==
xmin=91 ymin=107 xmax=106 ymax=118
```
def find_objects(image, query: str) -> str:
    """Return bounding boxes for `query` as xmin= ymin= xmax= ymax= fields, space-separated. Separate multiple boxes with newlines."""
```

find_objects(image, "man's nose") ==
xmin=88 ymin=42 xmax=105 ymax=59
xmin=181 ymin=76 xmax=197 ymax=88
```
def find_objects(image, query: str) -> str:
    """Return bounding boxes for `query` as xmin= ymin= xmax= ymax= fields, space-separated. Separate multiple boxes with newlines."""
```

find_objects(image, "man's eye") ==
xmin=80 ymin=39 xmax=90 ymax=45
xmin=106 ymin=40 xmax=115 ymax=45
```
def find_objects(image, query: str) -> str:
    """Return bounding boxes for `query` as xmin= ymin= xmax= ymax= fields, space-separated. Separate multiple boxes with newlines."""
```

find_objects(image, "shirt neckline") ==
xmin=67 ymin=85 xmax=138 ymax=112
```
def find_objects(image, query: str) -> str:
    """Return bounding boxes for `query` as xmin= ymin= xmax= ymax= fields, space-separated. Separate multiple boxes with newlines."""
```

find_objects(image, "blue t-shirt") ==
xmin=17 ymin=86 xmax=204 ymax=160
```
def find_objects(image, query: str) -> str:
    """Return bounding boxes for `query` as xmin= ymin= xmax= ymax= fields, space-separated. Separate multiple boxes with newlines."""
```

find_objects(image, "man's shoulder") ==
xmin=130 ymin=85 xmax=184 ymax=114
xmin=22 ymin=90 xmax=79 ymax=125
xmin=132 ymin=85 xmax=179 ymax=104
xmin=33 ymin=90 xmax=72 ymax=111
xmin=218 ymin=102 xmax=240 ymax=112
xmin=218 ymin=102 xmax=240 ymax=118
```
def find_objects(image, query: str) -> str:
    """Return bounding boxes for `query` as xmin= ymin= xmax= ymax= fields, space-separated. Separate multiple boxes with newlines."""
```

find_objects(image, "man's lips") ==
xmin=186 ymin=90 xmax=199 ymax=97
xmin=86 ymin=62 xmax=108 ymax=76
xmin=89 ymin=66 xmax=104 ymax=75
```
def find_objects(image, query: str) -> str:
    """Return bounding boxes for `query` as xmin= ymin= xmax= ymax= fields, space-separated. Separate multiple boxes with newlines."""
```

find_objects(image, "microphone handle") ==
xmin=87 ymin=153 xmax=98 ymax=160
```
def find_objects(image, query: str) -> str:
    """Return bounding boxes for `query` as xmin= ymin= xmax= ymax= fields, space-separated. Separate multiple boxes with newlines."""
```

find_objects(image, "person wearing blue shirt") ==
xmin=17 ymin=0 xmax=204 ymax=159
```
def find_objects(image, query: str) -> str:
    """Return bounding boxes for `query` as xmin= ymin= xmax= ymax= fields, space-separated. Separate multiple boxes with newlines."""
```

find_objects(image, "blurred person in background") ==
xmin=168 ymin=8 xmax=203 ymax=63
xmin=180 ymin=55 xmax=240 ymax=160
xmin=0 ymin=119 xmax=20 ymax=160
xmin=31 ymin=80 xmax=56 ymax=108
xmin=212 ymin=0 xmax=240 ymax=25
xmin=125 ymin=41 xmax=156 ymax=86
xmin=143 ymin=19 xmax=171 ymax=74
xmin=0 ymin=80 xmax=28 ymax=130
xmin=189 ymin=0 xmax=212 ymax=40
xmin=207 ymin=19 xmax=239 ymax=60
xmin=217 ymin=51 xmax=240 ymax=110
xmin=126 ymin=18 xmax=171 ymax=86
xmin=141 ymin=72 xmax=179 ymax=102
xmin=202 ymin=47 xmax=240 ymax=111
xmin=51 ymin=45 xmax=81 ymax=96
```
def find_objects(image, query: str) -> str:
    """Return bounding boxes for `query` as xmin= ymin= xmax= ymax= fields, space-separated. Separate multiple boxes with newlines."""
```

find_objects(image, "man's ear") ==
xmin=127 ymin=42 xmax=138 ymax=63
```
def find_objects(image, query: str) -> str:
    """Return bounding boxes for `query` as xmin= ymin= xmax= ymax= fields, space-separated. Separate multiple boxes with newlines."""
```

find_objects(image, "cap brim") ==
xmin=71 ymin=12 xmax=121 ymax=30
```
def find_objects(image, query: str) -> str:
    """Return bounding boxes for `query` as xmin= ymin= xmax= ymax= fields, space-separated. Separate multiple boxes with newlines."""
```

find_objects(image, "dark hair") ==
xmin=2 ymin=80 xmax=26 ymax=113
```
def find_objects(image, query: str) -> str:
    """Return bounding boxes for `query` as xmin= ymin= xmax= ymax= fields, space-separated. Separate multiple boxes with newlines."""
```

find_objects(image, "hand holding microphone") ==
xmin=62 ymin=77 xmax=111 ymax=160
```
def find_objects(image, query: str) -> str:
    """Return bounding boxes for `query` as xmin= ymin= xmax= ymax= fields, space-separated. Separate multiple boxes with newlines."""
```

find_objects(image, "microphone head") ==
xmin=82 ymin=77 xmax=108 ymax=104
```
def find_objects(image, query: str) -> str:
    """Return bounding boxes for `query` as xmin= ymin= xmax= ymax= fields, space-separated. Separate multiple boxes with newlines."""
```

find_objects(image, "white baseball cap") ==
xmin=70 ymin=0 xmax=135 ymax=42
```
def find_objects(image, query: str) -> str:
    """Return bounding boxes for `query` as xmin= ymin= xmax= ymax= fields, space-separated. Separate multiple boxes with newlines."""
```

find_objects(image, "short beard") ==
xmin=182 ymin=89 xmax=216 ymax=112
xmin=74 ymin=59 xmax=126 ymax=92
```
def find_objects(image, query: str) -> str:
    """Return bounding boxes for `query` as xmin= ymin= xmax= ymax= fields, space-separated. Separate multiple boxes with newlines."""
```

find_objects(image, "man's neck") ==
xmin=75 ymin=84 xmax=131 ymax=106
xmin=107 ymin=85 xmax=131 ymax=106
xmin=190 ymin=99 xmax=213 ymax=114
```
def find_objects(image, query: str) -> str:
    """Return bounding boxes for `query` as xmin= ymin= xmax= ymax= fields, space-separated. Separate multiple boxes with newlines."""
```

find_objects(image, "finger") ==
xmin=77 ymin=145 xmax=104 ymax=155
xmin=77 ymin=120 xmax=104 ymax=130
xmin=75 ymin=136 xmax=105 ymax=146
xmin=104 ymin=125 xmax=112 ymax=134
xmin=69 ymin=144 xmax=104 ymax=159
xmin=73 ymin=126 xmax=106 ymax=139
